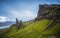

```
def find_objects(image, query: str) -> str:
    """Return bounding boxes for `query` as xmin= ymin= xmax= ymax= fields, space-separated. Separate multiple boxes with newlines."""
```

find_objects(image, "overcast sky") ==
xmin=0 ymin=0 xmax=60 ymax=21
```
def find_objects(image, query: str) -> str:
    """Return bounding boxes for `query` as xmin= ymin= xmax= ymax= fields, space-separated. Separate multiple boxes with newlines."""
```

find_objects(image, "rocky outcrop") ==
xmin=16 ymin=18 xmax=24 ymax=30
xmin=35 ymin=4 xmax=60 ymax=21
xmin=34 ymin=4 xmax=60 ymax=31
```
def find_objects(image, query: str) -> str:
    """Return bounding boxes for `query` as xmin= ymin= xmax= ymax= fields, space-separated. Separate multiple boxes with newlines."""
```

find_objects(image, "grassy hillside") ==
xmin=0 ymin=19 xmax=60 ymax=38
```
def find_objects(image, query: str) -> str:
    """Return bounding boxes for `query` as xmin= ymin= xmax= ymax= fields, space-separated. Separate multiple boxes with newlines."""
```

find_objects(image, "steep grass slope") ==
xmin=37 ymin=23 xmax=60 ymax=38
xmin=7 ymin=19 xmax=53 ymax=38
xmin=0 ymin=19 xmax=60 ymax=38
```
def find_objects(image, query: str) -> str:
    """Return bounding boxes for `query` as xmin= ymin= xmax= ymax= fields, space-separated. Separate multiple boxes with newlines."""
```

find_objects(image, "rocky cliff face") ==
xmin=35 ymin=4 xmax=60 ymax=21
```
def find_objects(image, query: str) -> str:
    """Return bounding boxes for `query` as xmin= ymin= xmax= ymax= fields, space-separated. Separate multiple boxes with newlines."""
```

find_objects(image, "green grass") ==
xmin=8 ymin=19 xmax=53 ymax=38
xmin=42 ymin=23 xmax=60 ymax=34
xmin=0 ymin=19 xmax=60 ymax=38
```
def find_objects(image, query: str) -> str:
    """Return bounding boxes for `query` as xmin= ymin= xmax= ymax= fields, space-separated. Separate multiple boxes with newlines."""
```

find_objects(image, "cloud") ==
xmin=3 ymin=2 xmax=38 ymax=21
xmin=0 ymin=16 xmax=15 ymax=22
xmin=9 ymin=9 xmax=37 ymax=21
xmin=0 ymin=16 xmax=8 ymax=22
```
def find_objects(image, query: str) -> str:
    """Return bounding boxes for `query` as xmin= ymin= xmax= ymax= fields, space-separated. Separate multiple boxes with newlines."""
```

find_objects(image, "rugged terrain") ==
xmin=0 ymin=4 xmax=60 ymax=38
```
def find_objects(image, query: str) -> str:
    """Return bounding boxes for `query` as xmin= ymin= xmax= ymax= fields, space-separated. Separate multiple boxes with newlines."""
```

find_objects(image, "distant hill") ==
xmin=0 ymin=21 xmax=15 ymax=29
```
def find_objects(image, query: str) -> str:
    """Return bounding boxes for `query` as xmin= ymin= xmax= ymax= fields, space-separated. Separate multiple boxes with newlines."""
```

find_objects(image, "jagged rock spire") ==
xmin=16 ymin=18 xmax=19 ymax=29
xmin=19 ymin=20 xmax=24 ymax=27
xmin=16 ymin=18 xmax=24 ymax=30
xmin=16 ymin=18 xmax=19 ymax=24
